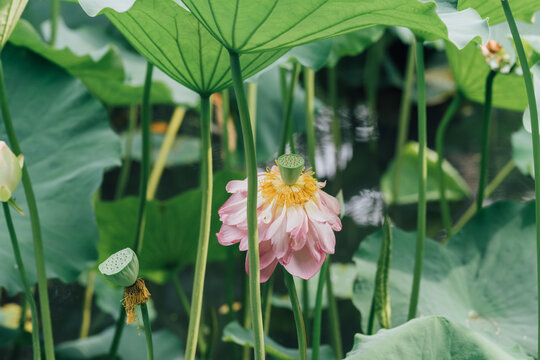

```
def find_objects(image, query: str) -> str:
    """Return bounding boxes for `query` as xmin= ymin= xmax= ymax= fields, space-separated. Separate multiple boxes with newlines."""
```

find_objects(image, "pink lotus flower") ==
xmin=217 ymin=155 xmax=342 ymax=282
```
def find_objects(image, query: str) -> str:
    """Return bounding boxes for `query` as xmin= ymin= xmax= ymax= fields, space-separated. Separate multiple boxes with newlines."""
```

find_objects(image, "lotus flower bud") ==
xmin=0 ymin=141 xmax=23 ymax=202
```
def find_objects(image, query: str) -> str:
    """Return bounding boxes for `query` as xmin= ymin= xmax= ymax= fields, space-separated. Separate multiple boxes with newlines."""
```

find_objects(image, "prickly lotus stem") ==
xmin=123 ymin=278 xmax=151 ymax=324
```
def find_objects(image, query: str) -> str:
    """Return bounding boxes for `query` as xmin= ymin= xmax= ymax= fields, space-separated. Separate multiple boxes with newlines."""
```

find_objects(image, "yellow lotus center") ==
xmin=261 ymin=167 xmax=318 ymax=206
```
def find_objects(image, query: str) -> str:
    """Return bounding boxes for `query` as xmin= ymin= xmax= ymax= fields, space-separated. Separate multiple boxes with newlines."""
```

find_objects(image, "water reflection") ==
xmin=345 ymin=189 xmax=385 ymax=226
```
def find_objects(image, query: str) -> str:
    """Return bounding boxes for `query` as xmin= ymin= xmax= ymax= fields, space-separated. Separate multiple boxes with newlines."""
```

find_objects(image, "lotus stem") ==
xmin=436 ymin=92 xmax=463 ymax=238
xmin=184 ymin=95 xmax=213 ymax=360
xmin=284 ymin=273 xmax=307 ymax=360
xmin=476 ymin=70 xmax=498 ymax=210
xmin=2 ymin=202 xmax=41 ymax=360
xmin=407 ymin=39 xmax=427 ymax=320
xmin=229 ymin=50 xmax=265 ymax=360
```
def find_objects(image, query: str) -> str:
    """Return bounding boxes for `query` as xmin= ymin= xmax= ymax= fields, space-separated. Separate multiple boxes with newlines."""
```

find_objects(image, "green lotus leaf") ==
xmin=0 ymin=45 xmax=121 ymax=294
xmin=95 ymin=0 xmax=286 ymax=94
xmin=380 ymin=141 xmax=471 ymax=204
xmin=353 ymin=201 xmax=537 ymax=355
xmin=95 ymin=170 xmax=244 ymax=284
xmin=55 ymin=325 xmax=182 ymax=359
xmin=223 ymin=321 xmax=336 ymax=360
xmin=345 ymin=316 xmax=532 ymax=360
xmin=182 ymin=0 xmax=488 ymax=52
xmin=458 ymin=0 xmax=540 ymax=25
xmin=9 ymin=19 xmax=198 ymax=106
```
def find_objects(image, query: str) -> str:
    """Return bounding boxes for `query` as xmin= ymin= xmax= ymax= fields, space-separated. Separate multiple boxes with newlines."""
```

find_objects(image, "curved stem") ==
xmin=450 ymin=160 xmax=515 ymax=237
xmin=79 ymin=270 xmax=95 ymax=339
xmin=500 ymin=12 xmax=539 ymax=348
xmin=184 ymin=95 xmax=213 ymax=360
xmin=407 ymin=39 xmax=427 ymax=320
xmin=284 ymin=273 xmax=307 ymax=360
xmin=229 ymin=51 xmax=265 ymax=360
xmin=262 ymin=275 xmax=274 ymax=334
xmin=2 ymin=202 xmax=41 ymax=360
xmin=108 ymin=62 xmax=153 ymax=360
xmin=311 ymin=259 xmax=328 ymax=360
xmin=140 ymin=303 xmax=154 ymax=360
xmin=0 ymin=58 xmax=55 ymax=360
xmin=147 ymin=107 xmax=185 ymax=200
xmin=393 ymin=40 xmax=416 ymax=202
xmin=133 ymin=62 xmax=154 ymax=255
xmin=172 ymin=274 xmax=191 ymax=315
xmin=108 ymin=310 xmax=126 ymax=359
xmin=248 ymin=83 xmax=258 ymax=146
xmin=222 ymin=89 xmax=232 ymax=170
xmin=325 ymin=260 xmax=342 ymax=359
xmin=304 ymin=67 xmax=317 ymax=171
xmin=115 ymin=105 xmax=138 ymax=200
xmin=476 ymin=70 xmax=498 ymax=210
xmin=279 ymin=62 xmax=301 ymax=155
xmin=436 ymin=92 xmax=463 ymax=238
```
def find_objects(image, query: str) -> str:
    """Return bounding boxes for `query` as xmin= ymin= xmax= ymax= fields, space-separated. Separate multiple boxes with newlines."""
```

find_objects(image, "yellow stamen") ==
xmin=123 ymin=278 xmax=151 ymax=324
xmin=260 ymin=166 xmax=318 ymax=206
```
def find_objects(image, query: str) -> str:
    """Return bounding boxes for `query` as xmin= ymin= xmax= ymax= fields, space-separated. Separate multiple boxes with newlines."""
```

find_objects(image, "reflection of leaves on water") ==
xmin=344 ymin=189 xmax=384 ymax=226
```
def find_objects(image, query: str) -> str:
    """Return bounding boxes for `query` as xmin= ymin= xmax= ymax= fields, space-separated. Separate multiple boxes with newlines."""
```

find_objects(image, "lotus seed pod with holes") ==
xmin=98 ymin=248 xmax=139 ymax=287
xmin=277 ymin=154 xmax=304 ymax=185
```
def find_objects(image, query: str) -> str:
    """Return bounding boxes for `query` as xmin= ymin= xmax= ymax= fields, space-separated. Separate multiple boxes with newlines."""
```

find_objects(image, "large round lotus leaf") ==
xmin=9 ymin=19 xmax=198 ymax=106
xmin=380 ymin=141 xmax=471 ymax=204
xmin=345 ymin=316 xmax=531 ymax=360
xmin=95 ymin=170 xmax=244 ymax=284
xmin=55 ymin=325 xmax=182 ymax=359
xmin=0 ymin=45 xmax=121 ymax=294
xmin=181 ymin=0 xmax=488 ymax=52
xmin=223 ymin=321 xmax=336 ymax=360
xmin=353 ymin=201 xmax=537 ymax=356
xmin=95 ymin=0 xmax=287 ymax=94
xmin=458 ymin=0 xmax=540 ymax=25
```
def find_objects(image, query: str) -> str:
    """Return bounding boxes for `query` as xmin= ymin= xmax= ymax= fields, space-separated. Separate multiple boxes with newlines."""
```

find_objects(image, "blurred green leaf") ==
xmin=9 ymin=19 xmax=199 ymax=106
xmin=287 ymin=39 xmax=333 ymax=71
xmin=96 ymin=170 xmax=244 ymax=283
xmin=446 ymin=40 xmax=527 ymax=111
xmin=353 ymin=201 xmax=537 ymax=355
xmin=512 ymin=126 xmax=534 ymax=178
xmin=182 ymin=0 xmax=487 ymax=52
xmin=255 ymin=66 xmax=313 ymax=161
xmin=380 ymin=142 xmax=470 ymax=204
xmin=272 ymin=263 xmax=357 ymax=311
xmin=101 ymin=0 xmax=286 ymax=94
xmin=0 ymin=45 xmax=121 ymax=294
xmin=345 ymin=316 xmax=532 ymax=360
xmin=326 ymin=27 xmax=386 ymax=68
xmin=123 ymin=132 xmax=201 ymax=167
xmin=55 ymin=325 xmax=182 ymax=359
xmin=223 ymin=321 xmax=336 ymax=360
xmin=458 ymin=0 xmax=540 ymax=24
xmin=0 ymin=0 xmax=27 ymax=48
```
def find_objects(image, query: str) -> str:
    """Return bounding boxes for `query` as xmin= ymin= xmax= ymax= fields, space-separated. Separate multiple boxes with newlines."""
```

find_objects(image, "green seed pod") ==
xmin=277 ymin=154 xmax=305 ymax=185
xmin=98 ymin=248 xmax=139 ymax=287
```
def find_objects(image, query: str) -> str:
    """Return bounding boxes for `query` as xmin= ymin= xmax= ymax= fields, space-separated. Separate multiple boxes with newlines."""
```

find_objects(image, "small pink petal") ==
xmin=310 ymin=220 xmax=335 ymax=254
xmin=260 ymin=259 xmax=278 ymax=283
xmin=265 ymin=205 xmax=286 ymax=240
xmin=217 ymin=224 xmax=245 ymax=246
xmin=283 ymin=242 xmax=327 ymax=280
xmin=319 ymin=190 xmax=341 ymax=215
xmin=226 ymin=179 xmax=248 ymax=193
xmin=304 ymin=200 xmax=329 ymax=222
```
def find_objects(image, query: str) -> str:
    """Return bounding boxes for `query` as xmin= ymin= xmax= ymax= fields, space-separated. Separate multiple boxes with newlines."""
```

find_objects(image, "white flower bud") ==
xmin=0 ymin=141 xmax=23 ymax=202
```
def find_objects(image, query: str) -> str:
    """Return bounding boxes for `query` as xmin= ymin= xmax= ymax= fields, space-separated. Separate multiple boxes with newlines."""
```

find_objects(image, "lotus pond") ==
xmin=0 ymin=0 xmax=540 ymax=359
